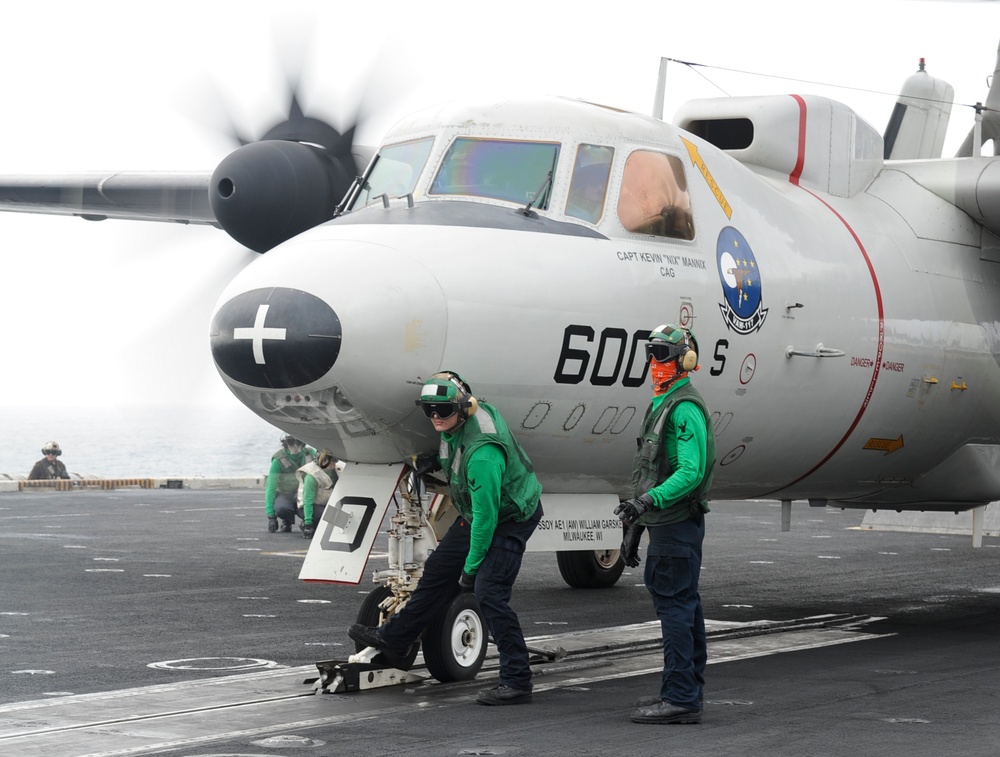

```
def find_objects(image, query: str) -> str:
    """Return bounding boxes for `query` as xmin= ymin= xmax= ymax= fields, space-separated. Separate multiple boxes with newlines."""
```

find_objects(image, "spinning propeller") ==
xmin=198 ymin=32 xmax=403 ymax=253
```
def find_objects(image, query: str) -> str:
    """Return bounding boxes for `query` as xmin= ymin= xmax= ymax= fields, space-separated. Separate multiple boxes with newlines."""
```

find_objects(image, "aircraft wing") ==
xmin=0 ymin=172 xmax=217 ymax=225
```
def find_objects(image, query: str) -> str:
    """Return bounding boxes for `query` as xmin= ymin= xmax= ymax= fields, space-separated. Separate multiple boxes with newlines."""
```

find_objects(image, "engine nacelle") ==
xmin=210 ymin=140 xmax=352 ymax=253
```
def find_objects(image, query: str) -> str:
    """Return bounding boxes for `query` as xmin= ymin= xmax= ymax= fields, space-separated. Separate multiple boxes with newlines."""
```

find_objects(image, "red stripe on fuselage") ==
xmin=762 ymin=94 xmax=885 ymax=495
xmin=788 ymin=94 xmax=808 ymax=186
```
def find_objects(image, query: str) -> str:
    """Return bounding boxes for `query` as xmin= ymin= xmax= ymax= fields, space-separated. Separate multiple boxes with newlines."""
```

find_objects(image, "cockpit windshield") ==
xmin=566 ymin=144 xmax=614 ymax=223
xmin=430 ymin=138 xmax=559 ymax=209
xmin=351 ymin=137 xmax=433 ymax=209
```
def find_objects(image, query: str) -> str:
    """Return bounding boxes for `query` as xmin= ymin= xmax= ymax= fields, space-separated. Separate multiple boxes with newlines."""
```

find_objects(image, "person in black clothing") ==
xmin=28 ymin=441 xmax=70 ymax=480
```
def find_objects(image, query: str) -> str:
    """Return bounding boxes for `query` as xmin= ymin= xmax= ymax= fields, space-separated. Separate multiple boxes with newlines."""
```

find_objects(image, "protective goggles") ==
xmin=418 ymin=401 xmax=459 ymax=419
xmin=645 ymin=341 xmax=683 ymax=363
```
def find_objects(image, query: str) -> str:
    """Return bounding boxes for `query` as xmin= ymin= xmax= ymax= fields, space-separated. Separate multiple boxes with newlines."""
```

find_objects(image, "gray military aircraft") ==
xmin=3 ymin=41 xmax=999 ymax=682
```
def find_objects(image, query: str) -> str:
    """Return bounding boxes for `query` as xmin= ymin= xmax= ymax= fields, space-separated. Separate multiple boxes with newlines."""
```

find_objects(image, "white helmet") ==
xmin=280 ymin=433 xmax=304 ymax=451
xmin=42 ymin=441 xmax=62 ymax=456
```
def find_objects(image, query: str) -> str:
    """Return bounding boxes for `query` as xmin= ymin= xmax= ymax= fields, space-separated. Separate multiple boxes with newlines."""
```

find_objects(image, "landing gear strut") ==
xmin=334 ymin=470 xmax=488 ymax=687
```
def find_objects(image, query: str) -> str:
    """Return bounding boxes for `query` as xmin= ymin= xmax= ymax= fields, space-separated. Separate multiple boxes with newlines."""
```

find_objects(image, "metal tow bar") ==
xmin=310 ymin=660 xmax=427 ymax=694
xmin=306 ymin=613 xmax=878 ymax=695
xmin=308 ymin=641 xmax=568 ymax=695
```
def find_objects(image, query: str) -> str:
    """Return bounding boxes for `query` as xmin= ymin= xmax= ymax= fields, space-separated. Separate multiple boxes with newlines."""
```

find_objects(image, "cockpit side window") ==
xmin=430 ymin=138 xmax=559 ymax=209
xmin=618 ymin=150 xmax=694 ymax=240
xmin=351 ymin=137 xmax=434 ymax=209
xmin=566 ymin=144 xmax=613 ymax=224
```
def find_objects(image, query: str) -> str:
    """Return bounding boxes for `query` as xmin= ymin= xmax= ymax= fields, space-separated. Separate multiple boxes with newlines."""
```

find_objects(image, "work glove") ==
xmin=267 ymin=516 xmax=278 ymax=533
xmin=303 ymin=522 xmax=315 ymax=540
xmin=614 ymin=493 xmax=655 ymax=527
xmin=620 ymin=523 xmax=646 ymax=568
xmin=413 ymin=451 xmax=442 ymax=477
xmin=458 ymin=571 xmax=476 ymax=592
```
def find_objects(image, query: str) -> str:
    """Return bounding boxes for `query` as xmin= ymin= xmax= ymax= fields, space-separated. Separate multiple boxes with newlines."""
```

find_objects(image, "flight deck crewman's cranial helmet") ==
xmin=318 ymin=449 xmax=338 ymax=468
xmin=280 ymin=433 xmax=304 ymax=451
xmin=42 ymin=441 xmax=62 ymax=456
xmin=646 ymin=324 xmax=699 ymax=372
xmin=415 ymin=371 xmax=479 ymax=422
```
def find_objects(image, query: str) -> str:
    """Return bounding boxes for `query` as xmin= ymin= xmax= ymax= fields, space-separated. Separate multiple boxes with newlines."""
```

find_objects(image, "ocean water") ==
xmin=1 ymin=405 xmax=282 ymax=479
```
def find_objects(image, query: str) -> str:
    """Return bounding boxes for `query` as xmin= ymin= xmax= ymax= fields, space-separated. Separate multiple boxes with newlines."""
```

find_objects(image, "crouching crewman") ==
xmin=349 ymin=371 xmax=543 ymax=705
xmin=296 ymin=449 xmax=339 ymax=539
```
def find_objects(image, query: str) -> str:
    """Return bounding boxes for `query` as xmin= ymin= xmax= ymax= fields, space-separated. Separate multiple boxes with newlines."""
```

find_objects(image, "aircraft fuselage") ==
xmin=209 ymin=96 xmax=1000 ymax=511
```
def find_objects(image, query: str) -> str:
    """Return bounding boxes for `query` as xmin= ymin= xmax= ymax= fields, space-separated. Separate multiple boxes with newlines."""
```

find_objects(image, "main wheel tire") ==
xmin=354 ymin=584 xmax=419 ymax=669
xmin=556 ymin=548 xmax=625 ymax=589
xmin=422 ymin=592 xmax=488 ymax=682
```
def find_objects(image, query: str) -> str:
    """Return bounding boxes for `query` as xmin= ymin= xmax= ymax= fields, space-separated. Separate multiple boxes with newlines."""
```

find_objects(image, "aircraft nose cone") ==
xmin=210 ymin=287 xmax=341 ymax=388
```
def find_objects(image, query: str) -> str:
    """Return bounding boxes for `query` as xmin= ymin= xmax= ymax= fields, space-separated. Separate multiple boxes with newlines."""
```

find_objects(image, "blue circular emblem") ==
xmin=717 ymin=226 xmax=768 ymax=334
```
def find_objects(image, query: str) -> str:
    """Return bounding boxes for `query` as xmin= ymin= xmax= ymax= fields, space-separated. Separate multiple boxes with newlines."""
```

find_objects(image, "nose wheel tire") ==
xmin=422 ymin=592 xmax=488 ymax=682
xmin=354 ymin=584 xmax=419 ymax=670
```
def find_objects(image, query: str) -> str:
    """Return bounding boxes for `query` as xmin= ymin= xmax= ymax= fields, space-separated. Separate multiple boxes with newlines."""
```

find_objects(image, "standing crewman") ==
xmin=28 ymin=441 xmax=70 ymax=480
xmin=264 ymin=434 xmax=316 ymax=533
xmin=296 ymin=449 xmax=339 ymax=539
xmin=615 ymin=324 xmax=715 ymax=725
xmin=350 ymin=371 xmax=543 ymax=705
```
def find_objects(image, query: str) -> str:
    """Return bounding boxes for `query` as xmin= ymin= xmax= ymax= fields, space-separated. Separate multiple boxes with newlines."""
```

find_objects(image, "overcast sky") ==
xmin=0 ymin=0 xmax=997 ymax=409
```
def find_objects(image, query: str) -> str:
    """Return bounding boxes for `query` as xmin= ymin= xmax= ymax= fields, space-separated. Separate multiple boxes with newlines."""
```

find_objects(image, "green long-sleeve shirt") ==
xmin=439 ymin=433 xmax=507 ymax=575
xmin=264 ymin=447 xmax=315 ymax=517
xmin=462 ymin=442 xmax=506 ymax=575
xmin=301 ymin=474 xmax=319 ymax=523
xmin=437 ymin=401 xmax=541 ymax=575
xmin=645 ymin=384 xmax=710 ymax=510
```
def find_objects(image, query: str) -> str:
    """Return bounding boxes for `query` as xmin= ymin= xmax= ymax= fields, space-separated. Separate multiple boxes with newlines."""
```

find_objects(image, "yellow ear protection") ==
xmin=648 ymin=324 xmax=699 ymax=372
xmin=440 ymin=371 xmax=479 ymax=418
xmin=680 ymin=332 xmax=699 ymax=372
xmin=421 ymin=371 xmax=479 ymax=419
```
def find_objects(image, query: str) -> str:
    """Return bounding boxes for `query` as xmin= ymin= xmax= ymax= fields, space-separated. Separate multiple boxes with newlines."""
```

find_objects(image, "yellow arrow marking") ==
xmin=863 ymin=436 xmax=904 ymax=454
xmin=681 ymin=137 xmax=732 ymax=219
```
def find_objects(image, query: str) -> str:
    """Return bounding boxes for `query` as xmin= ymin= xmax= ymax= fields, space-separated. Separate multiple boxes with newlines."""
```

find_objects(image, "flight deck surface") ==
xmin=1 ymin=489 xmax=997 ymax=756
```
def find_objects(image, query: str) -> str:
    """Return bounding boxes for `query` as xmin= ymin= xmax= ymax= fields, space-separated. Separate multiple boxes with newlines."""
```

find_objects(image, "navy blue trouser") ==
xmin=297 ymin=502 xmax=326 ymax=527
xmin=644 ymin=516 xmax=706 ymax=709
xmin=273 ymin=492 xmax=297 ymax=525
xmin=380 ymin=502 xmax=542 ymax=689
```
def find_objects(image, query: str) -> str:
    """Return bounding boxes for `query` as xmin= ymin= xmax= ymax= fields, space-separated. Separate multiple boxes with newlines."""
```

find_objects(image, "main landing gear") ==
xmin=556 ymin=547 xmax=625 ymax=589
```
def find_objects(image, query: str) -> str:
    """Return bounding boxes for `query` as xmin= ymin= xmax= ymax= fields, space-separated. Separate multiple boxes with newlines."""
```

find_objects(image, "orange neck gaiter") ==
xmin=650 ymin=358 xmax=683 ymax=396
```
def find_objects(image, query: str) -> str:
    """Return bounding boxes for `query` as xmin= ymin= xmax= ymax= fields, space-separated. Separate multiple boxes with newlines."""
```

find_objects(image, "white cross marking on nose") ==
xmin=233 ymin=304 xmax=287 ymax=365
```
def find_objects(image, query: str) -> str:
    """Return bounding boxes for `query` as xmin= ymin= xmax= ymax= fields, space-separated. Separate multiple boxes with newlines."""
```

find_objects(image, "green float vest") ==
xmin=440 ymin=402 xmax=542 ymax=524
xmin=272 ymin=448 xmax=315 ymax=494
xmin=631 ymin=381 xmax=715 ymax=525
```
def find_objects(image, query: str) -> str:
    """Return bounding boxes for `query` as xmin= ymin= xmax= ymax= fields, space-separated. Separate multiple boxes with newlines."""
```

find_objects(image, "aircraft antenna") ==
xmin=653 ymin=57 xmax=669 ymax=120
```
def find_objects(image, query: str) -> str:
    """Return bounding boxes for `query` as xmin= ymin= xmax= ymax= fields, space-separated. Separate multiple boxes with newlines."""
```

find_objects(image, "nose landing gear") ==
xmin=314 ymin=471 xmax=488 ymax=693
xmin=422 ymin=592 xmax=488 ymax=682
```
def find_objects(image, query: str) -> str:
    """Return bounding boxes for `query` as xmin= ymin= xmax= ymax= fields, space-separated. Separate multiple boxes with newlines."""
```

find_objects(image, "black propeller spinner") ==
xmin=209 ymin=92 xmax=359 ymax=253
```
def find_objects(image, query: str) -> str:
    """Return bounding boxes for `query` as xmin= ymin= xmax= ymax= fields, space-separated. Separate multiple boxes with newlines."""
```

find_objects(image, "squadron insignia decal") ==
xmin=717 ymin=227 xmax=768 ymax=334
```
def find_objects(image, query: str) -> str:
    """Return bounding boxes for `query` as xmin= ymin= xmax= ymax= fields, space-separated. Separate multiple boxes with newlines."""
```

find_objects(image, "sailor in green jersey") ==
xmin=350 ymin=371 xmax=542 ymax=706
xmin=264 ymin=434 xmax=316 ymax=533
xmin=615 ymin=324 xmax=715 ymax=725
xmin=295 ymin=449 xmax=339 ymax=539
